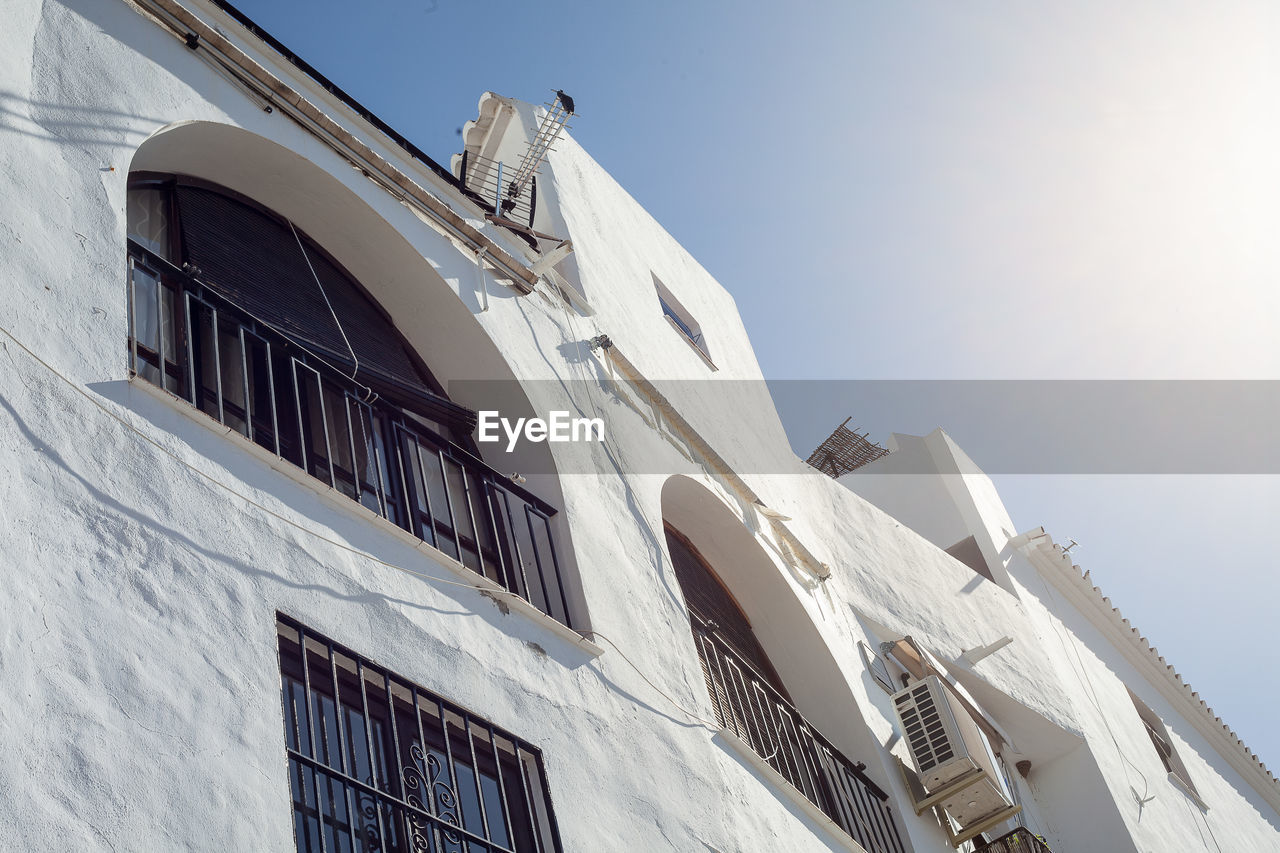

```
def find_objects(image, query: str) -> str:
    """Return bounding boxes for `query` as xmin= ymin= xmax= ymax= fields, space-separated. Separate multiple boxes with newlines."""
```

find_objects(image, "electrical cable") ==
xmin=584 ymin=631 xmax=720 ymax=731
xmin=1035 ymin=570 xmax=1151 ymax=804
xmin=554 ymin=277 xmax=611 ymax=448
xmin=588 ymin=629 xmax=888 ymax=847
xmin=190 ymin=37 xmax=275 ymax=113
xmin=0 ymin=319 xmax=724 ymax=735
xmin=1199 ymin=803 xmax=1224 ymax=853
xmin=3 ymin=320 xmax=898 ymax=843
xmin=1178 ymin=788 xmax=1224 ymax=853
xmin=155 ymin=254 xmax=379 ymax=405
xmin=3 ymin=323 xmax=501 ymax=599
xmin=290 ymin=221 xmax=360 ymax=385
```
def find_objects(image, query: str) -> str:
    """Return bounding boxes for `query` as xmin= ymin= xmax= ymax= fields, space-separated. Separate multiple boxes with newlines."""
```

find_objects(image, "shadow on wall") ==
xmin=21 ymin=0 xmax=212 ymax=149
xmin=0 ymin=90 xmax=168 ymax=147
xmin=23 ymin=376 xmax=596 ymax=668
xmin=4 ymin=359 xmax=717 ymax=733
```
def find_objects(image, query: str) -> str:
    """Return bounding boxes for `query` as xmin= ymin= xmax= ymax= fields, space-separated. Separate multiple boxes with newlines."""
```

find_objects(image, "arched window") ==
xmin=126 ymin=174 xmax=573 ymax=627
xmin=664 ymin=522 xmax=906 ymax=853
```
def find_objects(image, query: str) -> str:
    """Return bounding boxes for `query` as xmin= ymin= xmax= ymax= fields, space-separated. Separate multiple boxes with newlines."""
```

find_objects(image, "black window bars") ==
xmin=976 ymin=828 xmax=1053 ymax=853
xmin=691 ymin=614 xmax=907 ymax=853
xmin=128 ymin=240 xmax=574 ymax=628
xmin=277 ymin=614 xmax=564 ymax=853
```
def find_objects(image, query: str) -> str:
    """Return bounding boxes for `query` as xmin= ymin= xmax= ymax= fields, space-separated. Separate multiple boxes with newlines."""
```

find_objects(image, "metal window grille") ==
xmin=691 ymin=615 xmax=907 ymax=853
xmin=276 ymin=614 xmax=564 ymax=853
xmin=128 ymin=240 xmax=574 ymax=628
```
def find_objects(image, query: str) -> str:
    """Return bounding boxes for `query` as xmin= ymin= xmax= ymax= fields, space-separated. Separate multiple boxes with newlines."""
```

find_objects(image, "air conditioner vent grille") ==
xmin=894 ymin=681 xmax=954 ymax=772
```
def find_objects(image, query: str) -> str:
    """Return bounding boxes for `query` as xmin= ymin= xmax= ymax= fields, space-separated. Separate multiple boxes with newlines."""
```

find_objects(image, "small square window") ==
xmin=653 ymin=274 xmax=713 ymax=365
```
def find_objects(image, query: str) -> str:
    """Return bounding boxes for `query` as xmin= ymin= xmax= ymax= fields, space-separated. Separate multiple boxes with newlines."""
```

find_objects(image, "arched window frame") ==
xmin=661 ymin=523 xmax=906 ymax=853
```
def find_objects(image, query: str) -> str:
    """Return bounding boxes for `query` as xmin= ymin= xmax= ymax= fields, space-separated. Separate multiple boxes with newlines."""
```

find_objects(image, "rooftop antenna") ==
xmin=458 ymin=91 xmax=576 ymax=227
xmin=504 ymin=90 xmax=575 ymax=204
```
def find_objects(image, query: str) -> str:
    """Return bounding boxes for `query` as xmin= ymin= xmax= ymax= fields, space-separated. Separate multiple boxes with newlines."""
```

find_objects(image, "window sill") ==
xmin=663 ymin=315 xmax=718 ymax=371
xmin=127 ymin=374 xmax=604 ymax=659
xmin=1168 ymin=771 xmax=1209 ymax=812
xmin=713 ymin=728 xmax=870 ymax=853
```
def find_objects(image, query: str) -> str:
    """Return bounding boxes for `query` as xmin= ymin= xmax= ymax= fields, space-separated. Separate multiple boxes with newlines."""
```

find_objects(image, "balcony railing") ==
xmin=977 ymin=828 xmax=1053 ymax=853
xmin=691 ymin=615 xmax=907 ymax=853
xmin=458 ymin=151 xmax=536 ymax=226
xmin=127 ymin=241 xmax=574 ymax=628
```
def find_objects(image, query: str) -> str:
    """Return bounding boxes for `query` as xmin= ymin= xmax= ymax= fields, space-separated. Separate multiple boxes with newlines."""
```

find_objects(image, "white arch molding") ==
xmin=660 ymin=473 xmax=889 ymax=775
xmin=127 ymin=119 xmax=591 ymax=629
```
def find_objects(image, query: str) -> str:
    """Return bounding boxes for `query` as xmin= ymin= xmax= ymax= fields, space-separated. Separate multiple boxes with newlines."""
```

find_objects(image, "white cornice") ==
xmin=1012 ymin=527 xmax=1280 ymax=814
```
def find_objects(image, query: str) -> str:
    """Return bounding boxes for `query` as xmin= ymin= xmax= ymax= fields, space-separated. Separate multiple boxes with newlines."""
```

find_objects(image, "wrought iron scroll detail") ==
xmin=358 ymin=780 xmax=383 ymax=852
xmin=403 ymin=742 xmax=463 ymax=851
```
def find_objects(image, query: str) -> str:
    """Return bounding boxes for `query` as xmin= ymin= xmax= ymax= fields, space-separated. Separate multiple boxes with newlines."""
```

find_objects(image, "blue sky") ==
xmin=225 ymin=0 xmax=1279 ymax=775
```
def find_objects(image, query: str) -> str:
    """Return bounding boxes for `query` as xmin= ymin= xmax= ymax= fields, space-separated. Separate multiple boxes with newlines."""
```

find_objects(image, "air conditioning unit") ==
xmin=892 ymin=676 xmax=1013 ymax=829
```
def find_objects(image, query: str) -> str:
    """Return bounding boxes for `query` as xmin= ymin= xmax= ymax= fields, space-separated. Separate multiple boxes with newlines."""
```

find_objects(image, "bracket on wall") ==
xmin=898 ymin=762 xmax=987 ymax=816
xmin=941 ymin=803 xmax=1023 ymax=848
xmin=896 ymin=759 xmax=1023 ymax=849
xmin=753 ymin=499 xmax=792 ymax=522
xmin=959 ymin=636 xmax=1014 ymax=665
xmin=528 ymin=239 xmax=574 ymax=277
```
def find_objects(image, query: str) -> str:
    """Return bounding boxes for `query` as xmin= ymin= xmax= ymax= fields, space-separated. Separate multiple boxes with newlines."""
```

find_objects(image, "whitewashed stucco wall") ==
xmin=1 ymin=2 xmax=901 ymax=850
xmin=844 ymin=430 xmax=1280 ymax=851
xmin=3 ymin=2 xmax=1278 ymax=853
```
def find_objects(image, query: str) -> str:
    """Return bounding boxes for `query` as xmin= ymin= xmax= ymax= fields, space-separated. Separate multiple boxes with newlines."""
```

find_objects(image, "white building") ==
xmin=1 ymin=1 xmax=1276 ymax=851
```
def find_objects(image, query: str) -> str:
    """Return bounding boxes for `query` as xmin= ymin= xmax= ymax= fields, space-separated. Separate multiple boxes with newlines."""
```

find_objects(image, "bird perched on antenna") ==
xmin=555 ymin=90 xmax=575 ymax=115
